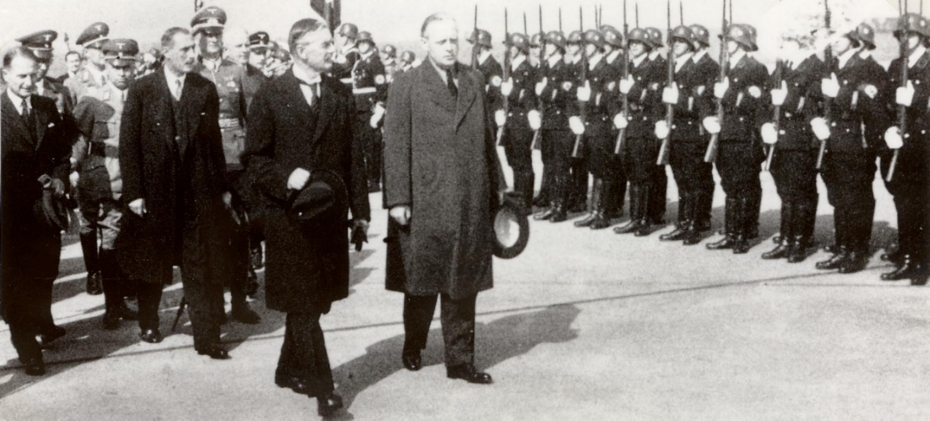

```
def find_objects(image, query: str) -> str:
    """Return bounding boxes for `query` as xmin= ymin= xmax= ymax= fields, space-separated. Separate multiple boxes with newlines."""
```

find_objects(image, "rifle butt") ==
xmin=815 ymin=140 xmax=827 ymax=170
xmin=656 ymin=138 xmax=670 ymax=166
xmin=885 ymin=150 xmax=900 ymax=182
xmin=703 ymin=134 xmax=719 ymax=163
xmin=572 ymin=134 xmax=584 ymax=158
xmin=763 ymin=145 xmax=775 ymax=172
xmin=614 ymin=129 xmax=627 ymax=156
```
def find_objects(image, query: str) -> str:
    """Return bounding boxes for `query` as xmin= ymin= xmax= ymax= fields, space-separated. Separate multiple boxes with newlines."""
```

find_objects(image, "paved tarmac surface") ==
xmin=2 ymin=150 xmax=928 ymax=420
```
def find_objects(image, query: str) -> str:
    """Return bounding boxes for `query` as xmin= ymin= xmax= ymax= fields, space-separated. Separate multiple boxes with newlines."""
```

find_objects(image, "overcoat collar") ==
xmin=416 ymin=61 xmax=477 ymax=130
xmin=278 ymin=69 xmax=339 ymax=148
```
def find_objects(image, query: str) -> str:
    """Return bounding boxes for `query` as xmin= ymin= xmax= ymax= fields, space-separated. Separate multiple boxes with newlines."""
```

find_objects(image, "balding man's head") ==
xmin=420 ymin=13 xmax=459 ymax=68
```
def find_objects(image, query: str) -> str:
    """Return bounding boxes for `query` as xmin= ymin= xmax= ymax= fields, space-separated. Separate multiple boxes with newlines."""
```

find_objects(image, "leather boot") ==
xmin=634 ymin=185 xmax=653 ymax=237
xmin=694 ymin=191 xmax=713 ymax=232
xmin=839 ymin=249 xmax=869 ymax=274
xmin=762 ymin=202 xmax=793 ymax=259
xmin=550 ymin=175 xmax=570 ymax=223
xmin=574 ymin=178 xmax=600 ymax=228
xmin=707 ymin=197 xmax=739 ymax=250
xmin=732 ymin=198 xmax=752 ymax=254
xmin=816 ymin=246 xmax=851 ymax=270
xmin=881 ymin=255 xmax=920 ymax=281
xmin=786 ymin=235 xmax=808 ymax=263
xmin=534 ymin=174 xmax=562 ymax=221
xmin=524 ymin=172 xmax=536 ymax=213
xmin=660 ymin=194 xmax=692 ymax=241
xmin=614 ymin=185 xmax=645 ymax=234
xmin=569 ymin=163 xmax=589 ymax=213
xmin=81 ymin=231 xmax=103 ymax=295
xmin=745 ymin=192 xmax=762 ymax=239
xmin=99 ymin=250 xmax=122 ymax=330
xmin=590 ymin=180 xmax=612 ymax=230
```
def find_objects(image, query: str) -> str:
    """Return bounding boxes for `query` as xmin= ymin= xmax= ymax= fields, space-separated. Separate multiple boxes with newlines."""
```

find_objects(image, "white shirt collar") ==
xmin=675 ymin=53 xmax=693 ymax=72
xmin=511 ymin=55 xmax=526 ymax=71
xmin=478 ymin=50 xmax=492 ymax=65
xmin=632 ymin=52 xmax=648 ymax=67
xmin=360 ymin=50 xmax=375 ymax=61
xmin=547 ymin=53 xmax=563 ymax=67
xmin=383 ymin=58 xmax=395 ymax=66
xmin=837 ymin=48 xmax=857 ymax=70
xmin=909 ymin=45 xmax=927 ymax=69
xmin=606 ymin=50 xmax=622 ymax=64
xmin=587 ymin=53 xmax=603 ymax=70
xmin=858 ymin=49 xmax=872 ymax=60
xmin=107 ymin=80 xmax=129 ymax=101
xmin=692 ymin=49 xmax=708 ymax=62
xmin=648 ymin=50 xmax=660 ymax=61
xmin=201 ymin=56 xmax=222 ymax=71
xmin=729 ymin=50 xmax=747 ymax=69
xmin=164 ymin=67 xmax=187 ymax=91
xmin=6 ymin=89 xmax=29 ymax=114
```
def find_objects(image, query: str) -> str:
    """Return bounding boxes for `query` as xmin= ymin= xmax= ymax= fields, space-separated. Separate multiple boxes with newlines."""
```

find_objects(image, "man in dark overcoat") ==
xmin=1 ymin=46 xmax=74 ymax=376
xmin=383 ymin=13 xmax=503 ymax=385
xmin=241 ymin=18 xmax=370 ymax=417
xmin=117 ymin=27 xmax=233 ymax=358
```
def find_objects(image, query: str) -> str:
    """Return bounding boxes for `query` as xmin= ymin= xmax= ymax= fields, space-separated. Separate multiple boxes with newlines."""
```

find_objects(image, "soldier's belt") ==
xmin=353 ymin=87 xmax=377 ymax=95
xmin=89 ymin=142 xmax=119 ymax=158
xmin=219 ymin=118 xmax=242 ymax=129
xmin=340 ymin=78 xmax=353 ymax=85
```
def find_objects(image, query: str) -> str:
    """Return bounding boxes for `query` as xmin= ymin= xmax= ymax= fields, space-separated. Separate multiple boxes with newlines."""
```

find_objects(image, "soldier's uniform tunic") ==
xmin=500 ymin=55 xmax=538 ymax=207
xmin=351 ymin=50 xmax=389 ymax=190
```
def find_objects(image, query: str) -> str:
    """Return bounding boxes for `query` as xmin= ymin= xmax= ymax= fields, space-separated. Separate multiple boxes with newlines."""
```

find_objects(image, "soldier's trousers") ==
xmin=503 ymin=118 xmax=536 ymax=206
xmin=881 ymin=149 xmax=928 ymax=263
xmin=543 ymin=129 xmax=575 ymax=204
xmin=277 ymin=305 xmax=335 ymax=398
xmin=226 ymin=170 xmax=253 ymax=306
xmin=403 ymin=292 xmax=478 ymax=368
xmin=716 ymin=142 xmax=764 ymax=233
xmin=822 ymin=151 xmax=876 ymax=253
xmin=669 ymin=140 xmax=715 ymax=225
xmin=771 ymin=148 xmax=819 ymax=239
xmin=625 ymin=136 xmax=666 ymax=221
xmin=357 ymin=111 xmax=382 ymax=188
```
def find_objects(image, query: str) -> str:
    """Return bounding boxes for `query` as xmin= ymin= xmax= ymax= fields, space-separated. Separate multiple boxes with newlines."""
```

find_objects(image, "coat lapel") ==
xmin=156 ymin=69 xmax=182 ymax=156
xmin=1 ymin=92 xmax=30 ymax=144
xmin=454 ymin=63 xmax=478 ymax=130
xmin=312 ymin=75 xmax=338 ymax=146
xmin=419 ymin=63 xmax=456 ymax=115
xmin=34 ymin=95 xmax=50 ymax=150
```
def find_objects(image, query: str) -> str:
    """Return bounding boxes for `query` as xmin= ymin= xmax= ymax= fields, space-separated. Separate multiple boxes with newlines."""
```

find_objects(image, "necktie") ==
xmin=298 ymin=79 xmax=319 ymax=106
xmin=446 ymin=69 xmax=458 ymax=98
xmin=22 ymin=98 xmax=36 ymax=141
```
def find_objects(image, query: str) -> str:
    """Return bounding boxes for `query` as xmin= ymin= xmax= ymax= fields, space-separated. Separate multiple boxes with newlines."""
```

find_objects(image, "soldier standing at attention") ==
xmin=533 ymin=31 xmax=574 ymax=223
xmin=380 ymin=44 xmax=400 ymax=83
xmin=498 ymin=33 xmax=539 ymax=209
xmin=601 ymin=26 xmax=629 ymax=221
xmin=702 ymin=24 xmax=769 ymax=254
xmin=192 ymin=6 xmax=261 ymax=324
xmin=564 ymin=30 xmax=589 ymax=214
xmin=398 ymin=50 xmax=416 ymax=73
xmin=70 ymin=39 xmax=142 ymax=330
xmin=332 ymin=23 xmax=360 ymax=83
xmin=352 ymin=31 xmax=389 ymax=193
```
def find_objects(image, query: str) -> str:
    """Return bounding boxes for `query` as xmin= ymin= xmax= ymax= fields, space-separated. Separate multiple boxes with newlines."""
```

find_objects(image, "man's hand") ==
xmin=619 ymin=75 xmax=635 ymax=95
xmin=222 ymin=191 xmax=233 ymax=209
xmin=771 ymin=81 xmax=788 ymax=106
xmin=821 ymin=73 xmax=840 ymax=99
xmin=390 ymin=205 xmax=411 ymax=226
xmin=501 ymin=78 xmax=514 ymax=96
xmin=662 ymin=82 xmax=679 ymax=105
xmin=69 ymin=171 xmax=80 ymax=188
xmin=351 ymin=219 xmax=370 ymax=251
xmin=714 ymin=77 xmax=730 ymax=99
xmin=287 ymin=168 xmax=311 ymax=190
xmin=896 ymin=80 xmax=915 ymax=107
xmin=48 ymin=178 xmax=65 ymax=198
xmin=576 ymin=80 xmax=591 ymax=102
xmin=129 ymin=198 xmax=146 ymax=216
xmin=535 ymin=77 xmax=548 ymax=96
xmin=527 ymin=110 xmax=542 ymax=131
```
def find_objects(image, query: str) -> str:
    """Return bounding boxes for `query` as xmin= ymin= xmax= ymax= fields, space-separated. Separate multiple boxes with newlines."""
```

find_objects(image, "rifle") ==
xmin=63 ymin=33 xmax=71 ymax=53
xmin=815 ymin=0 xmax=831 ymax=170
xmin=497 ymin=8 xmax=511 ymax=146
xmin=636 ymin=2 xmax=639 ymax=27
xmin=614 ymin=0 xmax=631 ymax=156
xmin=571 ymin=6 xmax=587 ymax=158
xmin=471 ymin=5 xmax=479 ymax=68
xmin=524 ymin=12 xmax=528 ymax=36
xmin=559 ymin=8 xmax=563 ymax=32
xmin=656 ymin=0 xmax=674 ymax=166
xmin=532 ymin=6 xmax=545 ymax=150
xmin=887 ymin=2 xmax=907 ymax=182
xmin=703 ymin=0 xmax=728 ymax=162
xmin=764 ymin=58 xmax=783 ymax=171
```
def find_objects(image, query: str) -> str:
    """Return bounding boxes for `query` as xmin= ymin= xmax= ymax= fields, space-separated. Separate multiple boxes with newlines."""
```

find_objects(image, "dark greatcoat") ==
xmin=117 ymin=69 xmax=229 ymax=285
xmin=383 ymin=61 xmax=503 ymax=300
xmin=241 ymin=70 xmax=371 ymax=313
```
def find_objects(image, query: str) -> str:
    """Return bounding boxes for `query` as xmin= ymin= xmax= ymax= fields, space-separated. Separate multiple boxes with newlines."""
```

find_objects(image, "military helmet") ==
xmin=338 ymin=23 xmax=359 ymax=39
xmin=468 ymin=29 xmax=493 ymax=48
xmin=382 ymin=44 xmax=397 ymax=57
xmin=530 ymin=32 xmax=543 ymax=48
xmin=400 ymin=50 xmax=416 ymax=63
xmin=645 ymin=27 xmax=664 ymax=48
xmin=546 ymin=30 xmax=567 ymax=48
xmin=507 ymin=33 xmax=531 ymax=52
xmin=16 ymin=30 xmax=57 ymax=61
xmin=689 ymin=24 xmax=710 ymax=47
xmin=669 ymin=25 xmax=695 ymax=49
xmin=76 ymin=22 xmax=109 ymax=49
xmin=840 ymin=29 xmax=862 ymax=49
xmin=852 ymin=23 xmax=876 ymax=50
xmin=566 ymin=30 xmax=583 ymax=44
xmin=600 ymin=24 xmax=618 ymax=33
xmin=583 ymin=29 xmax=606 ymax=48
xmin=357 ymin=31 xmax=375 ymax=45
xmin=894 ymin=13 xmax=930 ymax=40
xmin=602 ymin=27 xmax=624 ymax=48
xmin=627 ymin=28 xmax=652 ymax=49
xmin=721 ymin=23 xmax=756 ymax=52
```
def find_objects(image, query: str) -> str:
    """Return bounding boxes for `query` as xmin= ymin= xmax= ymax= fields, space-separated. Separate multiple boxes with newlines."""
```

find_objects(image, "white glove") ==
xmin=884 ymin=126 xmax=904 ymax=149
xmin=369 ymin=102 xmax=386 ymax=128
xmin=576 ymin=80 xmax=591 ymax=102
xmin=129 ymin=198 xmax=146 ymax=216
xmin=535 ymin=77 xmax=548 ymax=96
xmin=619 ymin=75 xmax=635 ymax=95
xmin=613 ymin=113 xmax=628 ymax=129
xmin=761 ymin=122 xmax=778 ymax=144
xmin=896 ymin=80 xmax=915 ymax=107
xmin=69 ymin=171 xmax=80 ymax=188
xmin=702 ymin=116 xmax=721 ymax=134
xmin=662 ymin=83 xmax=679 ymax=105
xmin=863 ymin=84 xmax=878 ymax=99
xmin=501 ymin=78 xmax=514 ymax=96
xmin=714 ymin=77 xmax=730 ymax=99
xmin=287 ymin=167 xmax=311 ymax=190
xmin=495 ymin=110 xmax=507 ymax=126
xmin=771 ymin=81 xmax=788 ymax=106
xmin=569 ymin=116 xmax=585 ymax=135
xmin=654 ymin=120 xmax=670 ymax=139
xmin=390 ymin=205 xmax=412 ymax=226
xmin=810 ymin=117 xmax=831 ymax=141
xmin=821 ymin=73 xmax=840 ymax=98
xmin=527 ymin=110 xmax=542 ymax=130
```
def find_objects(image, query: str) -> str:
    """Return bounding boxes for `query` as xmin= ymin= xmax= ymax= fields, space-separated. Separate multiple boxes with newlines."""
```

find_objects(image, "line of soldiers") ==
xmin=472 ymin=15 xmax=928 ymax=286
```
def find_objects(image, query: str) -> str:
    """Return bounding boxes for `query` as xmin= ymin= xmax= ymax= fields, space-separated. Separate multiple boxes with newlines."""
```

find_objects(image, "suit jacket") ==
xmin=1 ymin=92 xmax=72 ymax=282
xmin=241 ymin=69 xmax=370 ymax=312
xmin=117 ymin=68 xmax=228 ymax=284
xmin=383 ymin=61 xmax=503 ymax=299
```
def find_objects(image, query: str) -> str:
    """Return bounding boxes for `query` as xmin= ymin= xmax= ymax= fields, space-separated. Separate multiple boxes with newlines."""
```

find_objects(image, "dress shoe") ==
xmin=786 ymin=239 xmax=808 ymax=263
xmin=231 ymin=302 xmax=261 ymax=324
xmin=86 ymin=272 xmax=103 ymax=295
xmin=447 ymin=364 xmax=493 ymax=385
xmin=533 ymin=206 xmax=557 ymax=221
xmin=761 ymin=243 xmax=791 ymax=260
xmin=197 ymin=344 xmax=230 ymax=360
xmin=549 ymin=207 xmax=568 ymax=223
xmin=102 ymin=311 xmax=122 ymax=330
xmin=816 ymin=249 xmax=850 ymax=270
xmin=613 ymin=219 xmax=645 ymax=235
xmin=402 ymin=350 xmax=422 ymax=371
xmin=732 ymin=237 xmax=751 ymax=254
xmin=911 ymin=270 xmax=929 ymax=286
xmin=706 ymin=235 xmax=736 ymax=250
xmin=317 ymin=393 xmax=344 ymax=417
xmin=659 ymin=225 xmax=690 ymax=242
xmin=139 ymin=329 xmax=163 ymax=343
xmin=838 ymin=252 xmax=869 ymax=274
xmin=589 ymin=213 xmax=611 ymax=230
xmin=573 ymin=212 xmax=597 ymax=228
xmin=22 ymin=357 xmax=45 ymax=376
xmin=881 ymin=256 xmax=915 ymax=281
xmin=275 ymin=373 xmax=311 ymax=395
xmin=633 ymin=222 xmax=653 ymax=237
xmin=37 ymin=325 xmax=66 ymax=346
